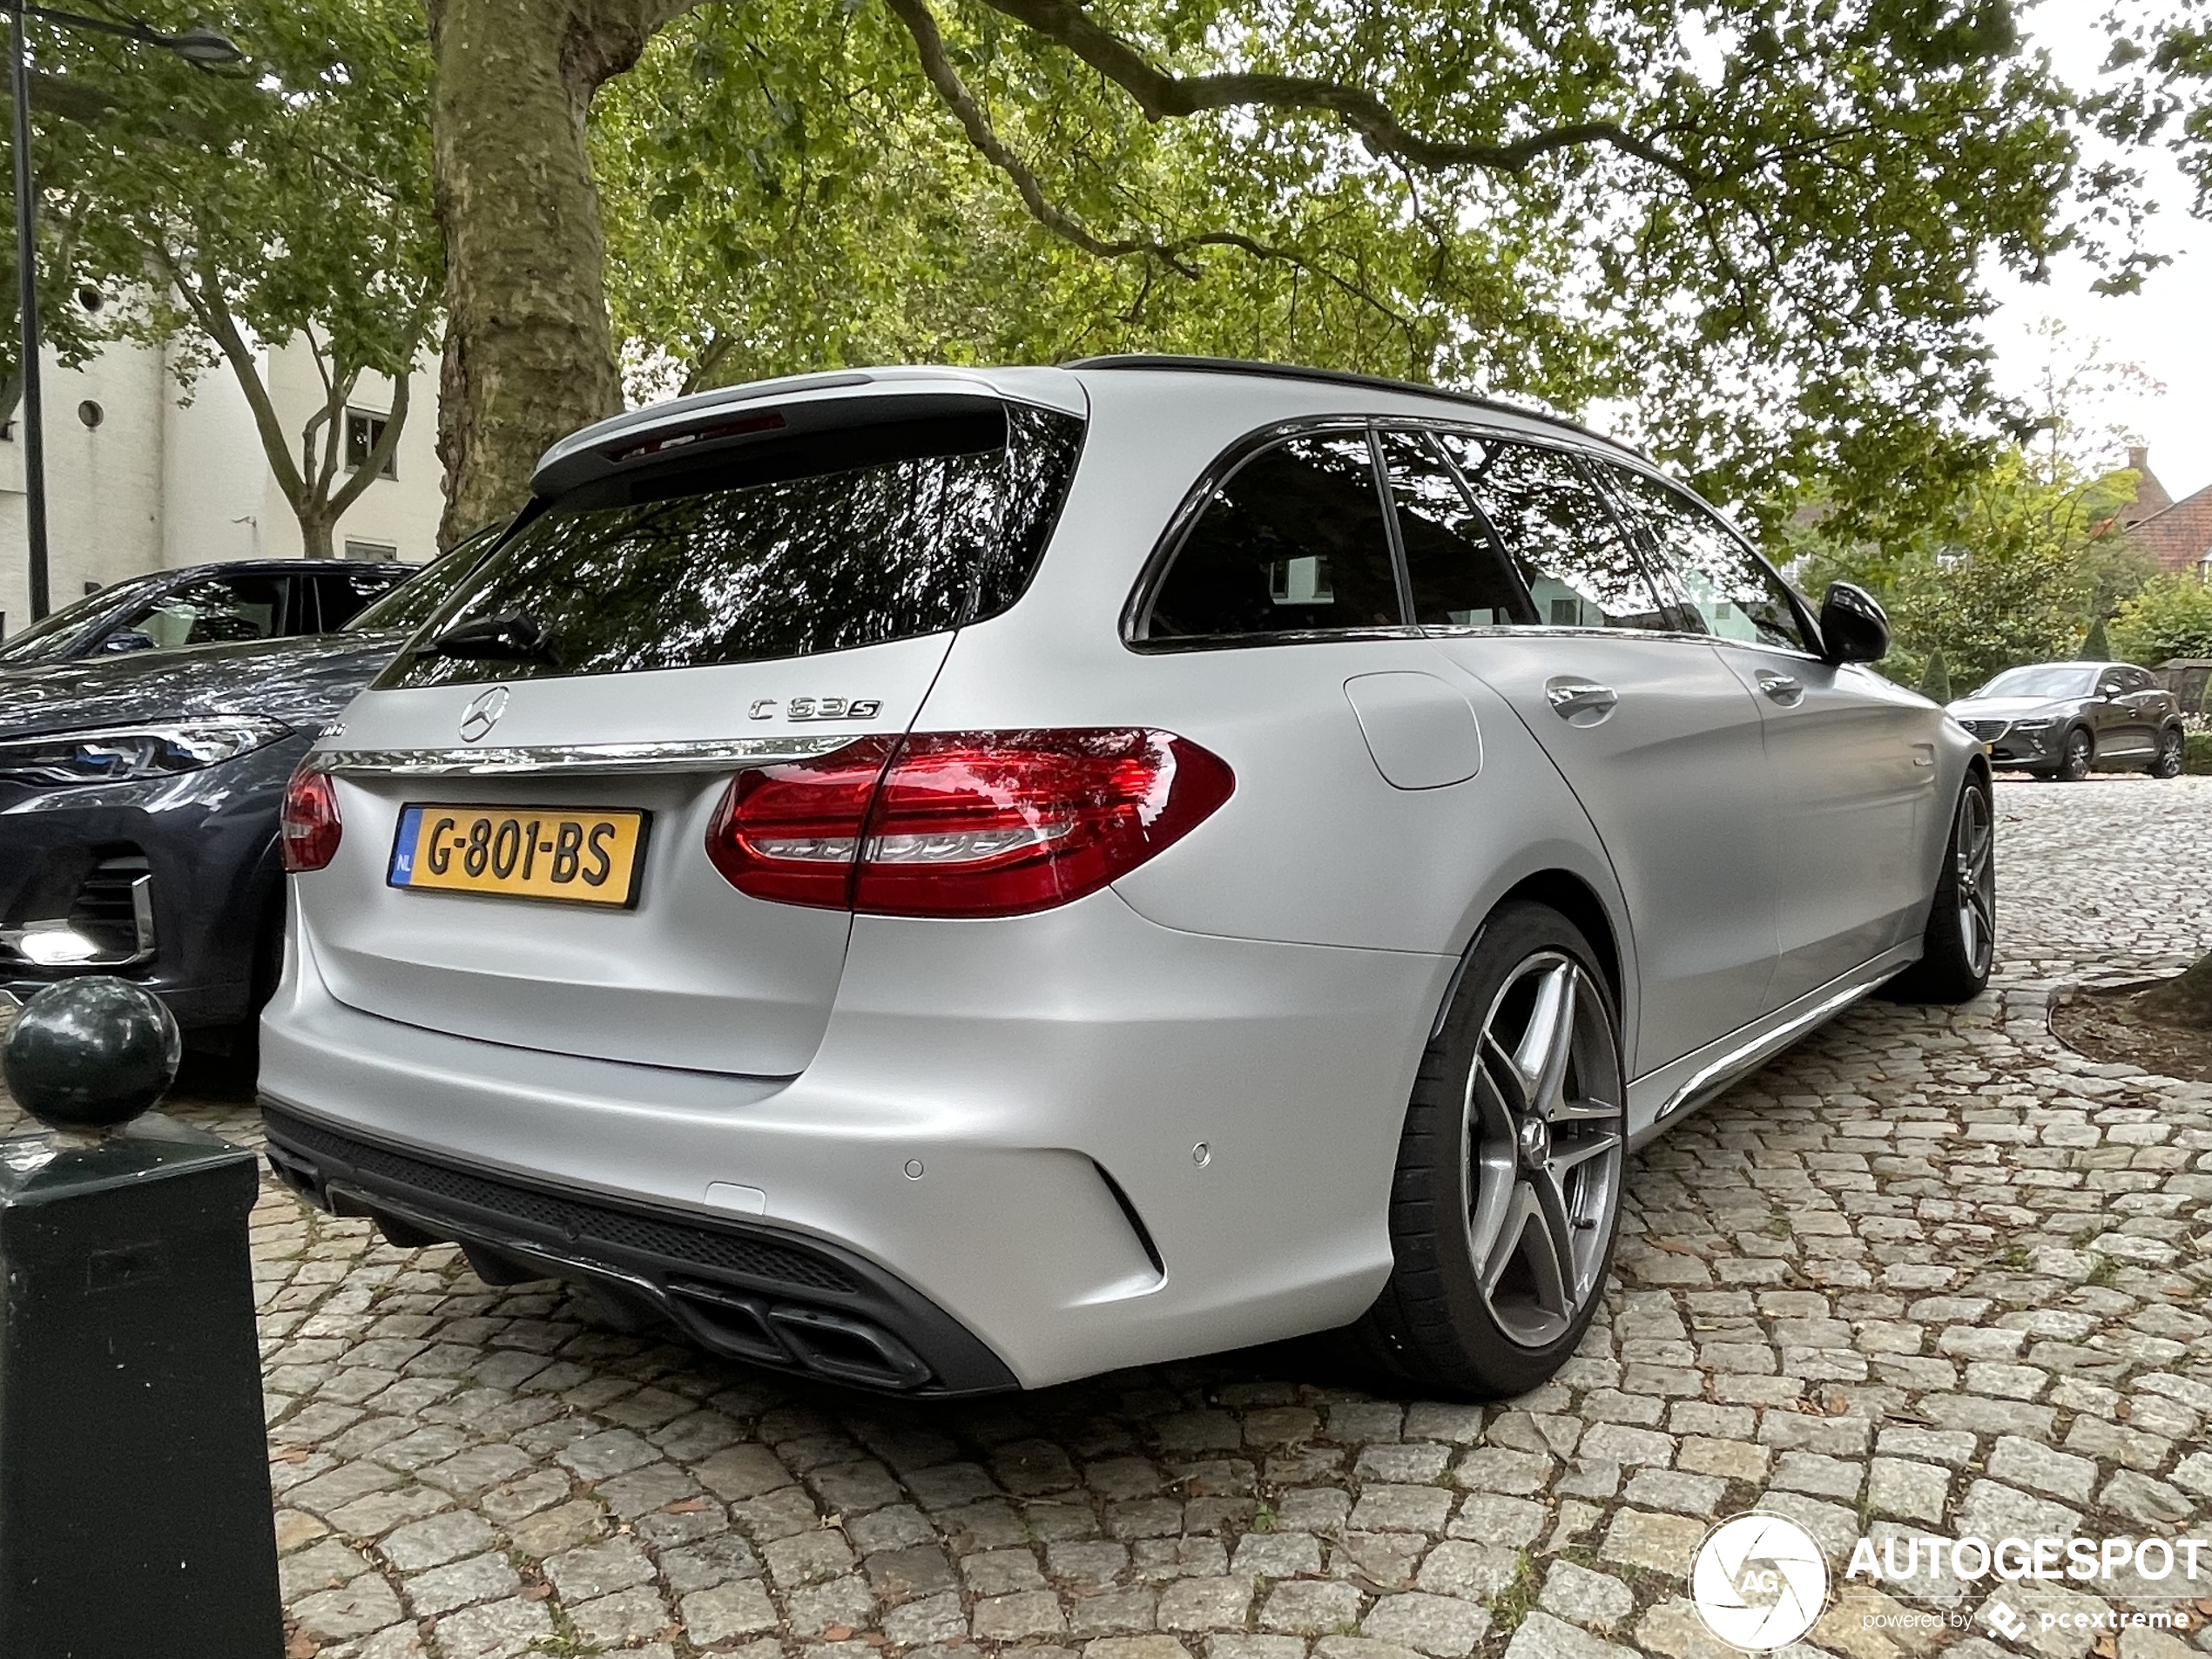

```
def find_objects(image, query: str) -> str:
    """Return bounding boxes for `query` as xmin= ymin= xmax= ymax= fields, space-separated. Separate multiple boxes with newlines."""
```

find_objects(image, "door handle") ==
xmin=1755 ymin=671 xmax=1804 ymax=705
xmin=1545 ymin=678 xmax=1618 ymax=723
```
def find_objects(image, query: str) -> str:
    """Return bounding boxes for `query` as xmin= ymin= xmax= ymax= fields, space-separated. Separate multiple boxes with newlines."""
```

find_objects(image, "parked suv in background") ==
xmin=260 ymin=357 xmax=1991 ymax=1399
xmin=0 ymin=559 xmax=408 ymax=668
xmin=0 ymin=547 xmax=479 ymax=1043
xmin=1947 ymin=661 xmax=2183 ymax=780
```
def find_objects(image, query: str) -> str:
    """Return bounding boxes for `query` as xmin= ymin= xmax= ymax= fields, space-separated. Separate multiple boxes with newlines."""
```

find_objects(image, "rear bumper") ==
xmin=258 ymin=885 xmax=1450 ymax=1389
xmin=261 ymin=1103 xmax=1016 ymax=1394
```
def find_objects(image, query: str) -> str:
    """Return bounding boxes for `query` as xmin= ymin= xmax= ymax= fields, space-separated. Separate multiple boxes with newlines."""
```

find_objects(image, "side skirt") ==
xmin=1623 ymin=942 xmax=1920 ymax=1150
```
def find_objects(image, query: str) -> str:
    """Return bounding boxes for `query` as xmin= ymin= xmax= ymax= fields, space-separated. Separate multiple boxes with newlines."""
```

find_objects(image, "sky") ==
xmin=1984 ymin=0 xmax=2212 ymax=498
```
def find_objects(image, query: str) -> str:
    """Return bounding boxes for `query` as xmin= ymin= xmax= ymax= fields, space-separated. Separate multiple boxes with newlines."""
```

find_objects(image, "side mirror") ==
xmin=1817 ymin=583 xmax=1889 ymax=666
xmin=2097 ymin=680 xmax=2123 ymax=698
xmin=97 ymin=629 xmax=156 ymax=655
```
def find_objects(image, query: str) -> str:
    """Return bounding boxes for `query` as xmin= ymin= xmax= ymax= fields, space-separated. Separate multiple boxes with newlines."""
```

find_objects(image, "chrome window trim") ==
xmin=308 ymin=736 xmax=860 ymax=778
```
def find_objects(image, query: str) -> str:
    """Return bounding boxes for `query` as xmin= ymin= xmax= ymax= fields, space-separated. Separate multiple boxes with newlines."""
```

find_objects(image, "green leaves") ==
xmin=2114 ymin=574 xmax=2212 ymax=666
xmin=19 ymin=0 xmax=437 ymax=506
xmin=589 ymin=0 xmax=2119 ymax=550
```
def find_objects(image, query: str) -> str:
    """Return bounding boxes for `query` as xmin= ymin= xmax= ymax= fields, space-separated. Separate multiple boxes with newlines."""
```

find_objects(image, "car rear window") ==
xmin=384 ymin=403 xmax=1083 ymax=686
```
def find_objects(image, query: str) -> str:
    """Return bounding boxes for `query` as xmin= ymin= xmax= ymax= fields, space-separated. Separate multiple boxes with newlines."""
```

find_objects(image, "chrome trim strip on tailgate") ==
xmin=310 ymin=736 xmax=860 ymax=778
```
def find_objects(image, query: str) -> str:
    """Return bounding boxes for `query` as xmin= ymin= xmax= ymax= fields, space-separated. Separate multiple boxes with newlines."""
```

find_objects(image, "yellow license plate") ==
xmin=388 ymin=805 xmax=650 ymax=907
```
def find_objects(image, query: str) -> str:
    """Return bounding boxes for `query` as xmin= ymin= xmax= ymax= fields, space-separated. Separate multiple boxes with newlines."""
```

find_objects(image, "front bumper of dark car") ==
xmin=1956 ymin=719 xmax=2054 ymax=767
xmin=0 ymin=739 xmax=307 ymax=1028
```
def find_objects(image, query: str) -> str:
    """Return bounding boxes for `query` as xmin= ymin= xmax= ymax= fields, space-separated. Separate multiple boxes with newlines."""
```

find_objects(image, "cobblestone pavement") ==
xmin=10 ymin=775 xmax=2212 ymax=1659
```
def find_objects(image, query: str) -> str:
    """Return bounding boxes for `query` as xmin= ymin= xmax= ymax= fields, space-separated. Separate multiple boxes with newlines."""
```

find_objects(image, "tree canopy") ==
xmin=15 ymin=0 xmax=438 ymax=556
xmin=1789 ymin=442 xmax=2149 ymax=691
xmin=432 ymin=0 xmax=2124 ymax=544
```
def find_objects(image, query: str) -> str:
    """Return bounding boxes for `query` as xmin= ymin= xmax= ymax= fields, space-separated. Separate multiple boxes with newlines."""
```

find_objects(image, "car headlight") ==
xmin=0 ymin=718 xmax=291 ymax=786
xmin=2010 ymin=718 xmax=2055 ymax=731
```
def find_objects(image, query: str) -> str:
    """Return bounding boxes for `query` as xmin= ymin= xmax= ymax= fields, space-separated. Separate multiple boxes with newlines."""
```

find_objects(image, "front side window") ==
xmin=1379 ymin=429 xmax=1538 ymax=628
xmin=1143 ymin=430 xmax=1402 ymax=641
xmin=1608 ymin=467 xmax=1807 ymax=651
xmin=1433 ymin=435 xmax=1673 ymax=631
xmin=385 ymin=404 xmax=1084 ymax=686
xmin=115 ymin=573 xmax=288 ymax=651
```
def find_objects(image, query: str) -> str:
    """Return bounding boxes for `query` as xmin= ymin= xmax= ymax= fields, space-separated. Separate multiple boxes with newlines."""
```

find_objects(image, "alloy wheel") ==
xmin=1460 ymin=953 xmax=1624 ymax=1349
xmin=2155 ymin=730 xmax=2183 ymax=779
xmin=2060 ymin=731 xmax=2092 ymax=780
xmin=1954 ymin=786 xmax=1995 ymax=979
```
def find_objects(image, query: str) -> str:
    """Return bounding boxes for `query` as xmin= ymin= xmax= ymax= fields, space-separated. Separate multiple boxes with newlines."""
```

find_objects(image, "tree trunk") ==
xmin=2139 ymin=953 xmax=2212 ymax=1028
xmin=427 ymin=0 xmax=680 ymax=547
xmin=299 ymin=515 xmax=337 ymax=560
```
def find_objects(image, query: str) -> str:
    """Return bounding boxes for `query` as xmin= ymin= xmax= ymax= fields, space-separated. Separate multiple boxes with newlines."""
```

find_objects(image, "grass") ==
xmin=1486 ymin=1552 xmax=1541 ymax=1638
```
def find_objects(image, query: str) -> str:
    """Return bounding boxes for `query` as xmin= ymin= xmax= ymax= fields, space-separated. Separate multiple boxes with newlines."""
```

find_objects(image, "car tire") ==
xmin=1352 ymin=901 xmax=1626 ymax=1399
xmin=2057 ymin=727 xmax=2093 ymax=781
xmin=1883 ymin=775 xmax=1995 ymax=1005
xmin=2151 ymin=726 xmax=2184 ymax=779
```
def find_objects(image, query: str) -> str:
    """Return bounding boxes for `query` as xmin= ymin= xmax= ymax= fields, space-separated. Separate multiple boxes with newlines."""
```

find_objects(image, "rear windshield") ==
xmin=383 ymin=404 xmax=1083 ymax=686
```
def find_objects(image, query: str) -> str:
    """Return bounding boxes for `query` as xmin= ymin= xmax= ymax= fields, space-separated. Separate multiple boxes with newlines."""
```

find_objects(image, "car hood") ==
xmin=0 ymin=631 xmax=406 ymax=742
xmin=1945 ymin=696 xmax=2075 ymax=722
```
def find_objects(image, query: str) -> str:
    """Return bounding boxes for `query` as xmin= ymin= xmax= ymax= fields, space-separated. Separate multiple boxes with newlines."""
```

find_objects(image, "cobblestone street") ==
xmin=11 ymin=774 xmax=2212 ymax=1659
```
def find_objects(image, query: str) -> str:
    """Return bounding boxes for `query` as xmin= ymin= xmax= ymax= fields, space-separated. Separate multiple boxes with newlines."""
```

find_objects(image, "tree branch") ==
xmin=325 ymin=333 xmax=417 ymax=522
xmin=964 ymin=0 xmax=1701 ymax=183
xmin=882 ymin=0 xmax=1415 ymax=338
xmin=151 ymin=242 xmax=310 ymax=509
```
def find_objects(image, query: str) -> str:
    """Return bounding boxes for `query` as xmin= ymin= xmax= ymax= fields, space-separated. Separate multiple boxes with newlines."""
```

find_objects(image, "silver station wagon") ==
xmin=260 ymin=357 xmax=1993 ymax=1399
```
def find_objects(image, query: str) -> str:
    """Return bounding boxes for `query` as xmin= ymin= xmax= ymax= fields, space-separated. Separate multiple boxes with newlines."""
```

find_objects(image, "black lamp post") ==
xmin=9 ymin=3 xmax=241 ymax=622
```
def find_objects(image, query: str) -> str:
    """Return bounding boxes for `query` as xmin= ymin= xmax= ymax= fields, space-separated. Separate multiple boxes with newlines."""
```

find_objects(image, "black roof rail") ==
xmin=1060 ymin=354 xmax=1645 ymax=459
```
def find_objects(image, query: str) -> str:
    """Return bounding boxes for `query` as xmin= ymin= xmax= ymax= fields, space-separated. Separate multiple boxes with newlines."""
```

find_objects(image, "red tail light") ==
xmin=705 ymin=738 xmax=897 ymax=907
xmin=280 ymin=766 xmax=343 ymax=872
xmin=706 ymin=730 xmax=1233 ymax=917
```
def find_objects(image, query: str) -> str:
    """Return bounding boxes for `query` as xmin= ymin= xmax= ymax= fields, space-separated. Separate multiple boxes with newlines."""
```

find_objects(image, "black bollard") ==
xmin=0 ymin=978 xmax=282 ymax=1658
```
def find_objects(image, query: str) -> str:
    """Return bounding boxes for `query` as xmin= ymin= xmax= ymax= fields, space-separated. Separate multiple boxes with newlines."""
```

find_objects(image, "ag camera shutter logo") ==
xmin=1691 ymin=1513 xmax=1831 ymax=1650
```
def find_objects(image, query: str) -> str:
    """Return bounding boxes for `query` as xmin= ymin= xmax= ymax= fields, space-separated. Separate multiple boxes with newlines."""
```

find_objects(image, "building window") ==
xmin=343 ymin=540 xmax=400 ymax=563
xmin=345 ymin=409 xmax=397 ymax=480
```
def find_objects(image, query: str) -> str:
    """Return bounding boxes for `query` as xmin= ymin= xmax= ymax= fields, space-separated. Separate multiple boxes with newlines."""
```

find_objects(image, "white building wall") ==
xmin=0 ymin=317 xmax=444 ymax=640
xmin=159 ymin=338 xmax=267 ymax=570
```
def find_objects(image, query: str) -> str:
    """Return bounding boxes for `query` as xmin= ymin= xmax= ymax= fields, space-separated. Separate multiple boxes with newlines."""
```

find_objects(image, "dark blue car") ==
xmin=0 ymin=550 xmax=475 ymax=1047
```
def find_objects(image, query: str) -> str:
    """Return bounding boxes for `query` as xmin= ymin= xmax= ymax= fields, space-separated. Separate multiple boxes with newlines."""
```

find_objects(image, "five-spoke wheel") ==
xmin=1885 ymin=774 xmax=1996 ymax=1005
xmin=1356 ymin=900 xmax=1625 ymax=1395
xmin=1464 ymin=953 xmax=1623 ymax=1350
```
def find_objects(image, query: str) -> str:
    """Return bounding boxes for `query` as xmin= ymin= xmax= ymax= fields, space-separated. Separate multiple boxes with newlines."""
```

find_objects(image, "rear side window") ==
xmin=1434 ymin=435 xmax=1675 ymax=631
xmin=385 ymin=404 xmax=1083 ymax=686
xmin=1379 ymin=429 xmax=1537 ymax=627
xmin=1143 ymin=430 xmax=1401 ymax=640
xmin=314 ymin=568 xmax=408 ymax=632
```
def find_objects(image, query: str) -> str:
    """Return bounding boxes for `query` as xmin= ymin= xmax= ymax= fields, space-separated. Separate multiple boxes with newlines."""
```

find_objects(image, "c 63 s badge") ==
xmin=749 ymin=697 xmax=882 ymax=721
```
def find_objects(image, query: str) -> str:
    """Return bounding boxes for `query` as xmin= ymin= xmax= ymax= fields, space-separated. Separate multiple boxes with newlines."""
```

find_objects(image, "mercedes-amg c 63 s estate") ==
xmin=259 ymin=357 xmax=1994 ymax=1399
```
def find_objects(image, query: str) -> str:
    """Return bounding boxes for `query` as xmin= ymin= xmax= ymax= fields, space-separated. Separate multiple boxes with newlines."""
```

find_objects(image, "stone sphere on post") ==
xmin=1 ymin=978 xmax=181 ymax=1134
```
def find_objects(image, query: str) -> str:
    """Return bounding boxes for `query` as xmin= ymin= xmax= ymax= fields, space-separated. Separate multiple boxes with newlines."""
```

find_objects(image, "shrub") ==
xmin=2112 ymin=574 xmax=2212 ymax=666
xmin=1917 ymin=650 xmax=1952 ymax=703
xmin=2187 ymin=732 xmax=2212 ymax=775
